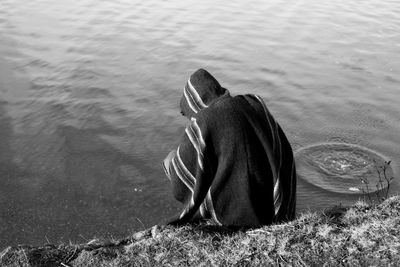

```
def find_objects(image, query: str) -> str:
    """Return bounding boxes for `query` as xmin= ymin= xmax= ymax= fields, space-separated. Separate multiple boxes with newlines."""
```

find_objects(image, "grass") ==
xmin=1 ymin=195 xmax=400 ymax=266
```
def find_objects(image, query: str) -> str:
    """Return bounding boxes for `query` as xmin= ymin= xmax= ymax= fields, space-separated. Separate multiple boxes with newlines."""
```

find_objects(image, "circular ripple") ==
xmin=295 ymin=143 xmax=393 ymax=194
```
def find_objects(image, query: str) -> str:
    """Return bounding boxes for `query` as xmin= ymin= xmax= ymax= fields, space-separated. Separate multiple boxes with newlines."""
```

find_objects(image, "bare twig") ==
xmin=136 ymin=217 xmax=146 ymax=230
xmin=360 ymin=160 xmax=395 ymax=205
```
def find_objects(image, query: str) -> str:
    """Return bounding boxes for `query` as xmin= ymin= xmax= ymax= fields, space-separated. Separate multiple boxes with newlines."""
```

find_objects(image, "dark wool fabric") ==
xmin=163 ymin=69 xmax=297 ymax=227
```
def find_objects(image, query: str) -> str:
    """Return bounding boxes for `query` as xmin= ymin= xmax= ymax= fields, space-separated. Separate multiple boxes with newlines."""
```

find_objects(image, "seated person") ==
xmin=163 ymin=69 xmax=296 ymax=227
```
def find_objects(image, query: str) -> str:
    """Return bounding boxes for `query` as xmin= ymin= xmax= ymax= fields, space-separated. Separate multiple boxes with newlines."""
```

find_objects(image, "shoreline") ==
xmin=1 ymin=196 xmax=400 ymax=266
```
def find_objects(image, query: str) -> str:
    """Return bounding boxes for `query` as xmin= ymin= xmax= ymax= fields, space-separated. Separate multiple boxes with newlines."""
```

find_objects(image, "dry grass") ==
xmin=2 ymin=196 xmax=400 ymax=266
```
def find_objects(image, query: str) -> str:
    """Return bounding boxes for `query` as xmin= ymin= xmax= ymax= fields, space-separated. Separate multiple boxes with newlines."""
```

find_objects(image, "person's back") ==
xmin=163 ymin=69 xmax=296 ymax=227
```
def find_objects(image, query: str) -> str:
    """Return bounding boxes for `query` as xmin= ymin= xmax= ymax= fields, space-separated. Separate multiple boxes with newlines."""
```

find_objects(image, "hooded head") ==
xmin=180 ymin=69 xmax=228 ymax=118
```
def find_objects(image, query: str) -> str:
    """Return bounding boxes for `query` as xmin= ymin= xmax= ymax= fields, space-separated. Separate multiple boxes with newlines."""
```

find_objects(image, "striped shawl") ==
xmin=163 ymin=69 xmax=296 ymax=227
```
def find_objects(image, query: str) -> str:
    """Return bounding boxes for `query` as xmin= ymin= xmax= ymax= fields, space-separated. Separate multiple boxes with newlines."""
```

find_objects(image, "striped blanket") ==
xmin=163 ymin=69 xmax=296 ymax=227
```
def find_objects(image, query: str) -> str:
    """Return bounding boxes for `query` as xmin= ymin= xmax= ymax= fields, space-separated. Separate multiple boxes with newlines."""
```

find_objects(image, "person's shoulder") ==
xmin=195 ymin=95 xmax=245 ymax=122
xmin=212 ymin=94 xmax=260 ymax=111
xmin=192 ymin=99 xmax=230 ymax=127
xmin=197 ymin=96 xmax=233 ymax=117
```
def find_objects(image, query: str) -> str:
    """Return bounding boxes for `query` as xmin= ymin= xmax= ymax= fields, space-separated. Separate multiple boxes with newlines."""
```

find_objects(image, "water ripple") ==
xmin=296 ymin=143 xmax=393 ymax=194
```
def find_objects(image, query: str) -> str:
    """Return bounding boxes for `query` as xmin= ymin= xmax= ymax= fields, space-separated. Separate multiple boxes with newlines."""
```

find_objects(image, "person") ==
xmin=163 ymin=69 xmax=296 ymax=227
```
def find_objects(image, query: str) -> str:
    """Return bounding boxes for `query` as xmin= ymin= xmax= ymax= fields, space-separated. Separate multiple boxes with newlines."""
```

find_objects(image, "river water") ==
xmin=0 ymin=0 xmax=399 ymax=248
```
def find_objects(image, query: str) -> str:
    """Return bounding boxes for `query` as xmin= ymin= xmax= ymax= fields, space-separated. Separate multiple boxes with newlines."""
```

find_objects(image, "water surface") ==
xmin=0 ymin=0 xmax=399 ymax=248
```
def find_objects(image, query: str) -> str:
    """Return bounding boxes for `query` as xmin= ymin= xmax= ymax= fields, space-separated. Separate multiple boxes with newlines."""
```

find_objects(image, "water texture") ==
xmin=0 ymin=0 xmax=399 ymax=248
xmin=296 ymin=143 xmax=393 ymax=194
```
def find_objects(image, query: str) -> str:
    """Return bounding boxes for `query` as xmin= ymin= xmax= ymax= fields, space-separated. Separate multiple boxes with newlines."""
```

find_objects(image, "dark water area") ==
xmin=1 ymin=0 xmax=399 ymax=249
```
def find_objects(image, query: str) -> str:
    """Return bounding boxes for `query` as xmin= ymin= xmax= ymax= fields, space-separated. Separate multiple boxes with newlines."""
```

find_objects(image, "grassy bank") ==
xmin=1 ymin=196 xmax=400 ymax=266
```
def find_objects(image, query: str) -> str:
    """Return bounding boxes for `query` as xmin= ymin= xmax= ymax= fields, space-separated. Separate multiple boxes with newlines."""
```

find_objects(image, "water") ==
xmin=296 ymin=143 xmax=393 ymax=194
xmin=0 ymin=0 xmax=399 ymax=248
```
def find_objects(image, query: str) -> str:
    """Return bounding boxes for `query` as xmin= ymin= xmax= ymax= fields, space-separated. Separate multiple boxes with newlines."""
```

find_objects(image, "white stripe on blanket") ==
xmin=187 ymin=78 xmax=209 ymax=109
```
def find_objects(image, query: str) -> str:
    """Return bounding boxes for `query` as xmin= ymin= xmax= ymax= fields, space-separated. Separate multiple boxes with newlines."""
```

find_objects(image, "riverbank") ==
xmin=1 ymin=196 xmax=400 ymax=266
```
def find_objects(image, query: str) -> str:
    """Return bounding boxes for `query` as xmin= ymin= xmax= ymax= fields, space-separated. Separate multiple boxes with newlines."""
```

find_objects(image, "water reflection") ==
xmin=1 ymin=95 xmax=180 ymax=246
xmin=0 ymin=56 xmax=180 ymax=247
xmin=1 ymin=0 xmax=399 ymax=249
xmin=0 ymin=94 xmax=33 ymax=246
